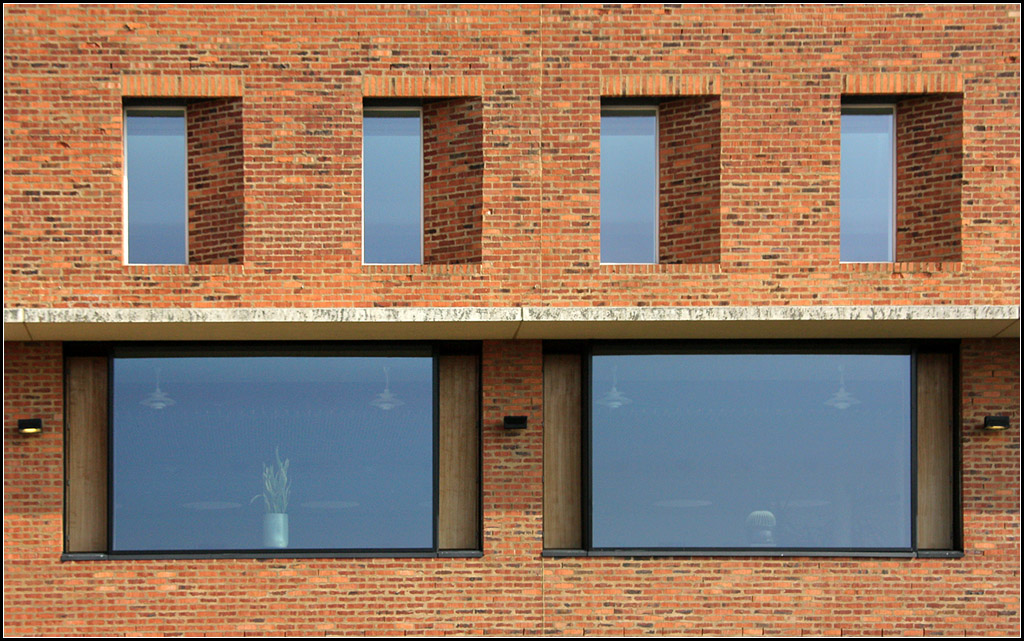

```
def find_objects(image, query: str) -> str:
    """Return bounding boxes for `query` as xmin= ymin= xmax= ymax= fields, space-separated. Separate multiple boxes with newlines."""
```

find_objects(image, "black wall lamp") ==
xmin=983 ymin=416 xmax=1010 ymax=431
xmin=503 ymin=415 xmax=527 ymax=431
xmin=18 ymin=419 xmax=43 ymax=435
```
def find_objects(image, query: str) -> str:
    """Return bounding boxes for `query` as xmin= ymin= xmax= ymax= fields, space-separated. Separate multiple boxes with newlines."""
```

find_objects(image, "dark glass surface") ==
xmin=112 ymin=355 xmax=433 ymax=551
xmin=126 ymin=110 xmax=187 ymax=264
xmin=592 ymin=353 xmax=912 ymax=550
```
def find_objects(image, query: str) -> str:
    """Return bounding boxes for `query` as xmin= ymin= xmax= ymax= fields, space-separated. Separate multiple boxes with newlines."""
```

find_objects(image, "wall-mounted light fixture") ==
xmin=983 ymin=415 xmax=1010 ymax=431
xmin=503 ymin=415 xmax=527 ymax=431
xmin=18 ymin=419 xmax=43 ymax=435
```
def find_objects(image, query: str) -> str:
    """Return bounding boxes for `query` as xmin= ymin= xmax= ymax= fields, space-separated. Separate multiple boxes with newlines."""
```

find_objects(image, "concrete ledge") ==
xmin=3 ymin=305 xmax=1019 ymax=342
xmin=519 ymin=305 xmax=1021 ymax=339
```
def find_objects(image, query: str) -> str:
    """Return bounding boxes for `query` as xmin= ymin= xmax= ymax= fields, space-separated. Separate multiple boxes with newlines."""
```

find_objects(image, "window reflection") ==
xmin=125 ymin=109 xmax=187 ymax=265
xmin=364 ymin=108 xmax=423 ymax=264
xmin=112 ymin=355 xmax=434 ymax=552
xmin=841 ymin=108 xmax=895 ymax=263
xmin=601 ymin=108 xmax=658 ymax=264
xmin=591 ymin=353 xmax=912 ymax=550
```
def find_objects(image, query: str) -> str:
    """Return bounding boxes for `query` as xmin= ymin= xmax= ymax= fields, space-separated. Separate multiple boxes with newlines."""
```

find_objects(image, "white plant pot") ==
xmin=263 ymin=512 xmax=289 ymax=548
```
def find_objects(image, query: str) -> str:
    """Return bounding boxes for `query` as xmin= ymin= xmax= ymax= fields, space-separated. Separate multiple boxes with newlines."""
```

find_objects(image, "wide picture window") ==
xmin=590 ymin=349 xmax=918 ymax=552
xmin=111 ymin=348 xmax=434 ymax=553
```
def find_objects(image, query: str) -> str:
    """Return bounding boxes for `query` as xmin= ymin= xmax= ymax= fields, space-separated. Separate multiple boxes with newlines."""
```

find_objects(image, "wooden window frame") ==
xmin=63 ymin=342 xmax=481 ymax=560
xmin=543 ymin=341 xmax=962 ymax=558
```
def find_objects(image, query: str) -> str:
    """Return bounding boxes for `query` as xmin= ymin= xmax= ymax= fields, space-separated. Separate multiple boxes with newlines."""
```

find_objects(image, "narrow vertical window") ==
xmin=125 ymin=107 xmax=187 ymax=265
xmin=363 ymin=107 xmax=423 ymax=264
xmin=601 ymin=107 xmax=658 ymax=264
xmin=841 ymin=106 xmax=895 ymax=263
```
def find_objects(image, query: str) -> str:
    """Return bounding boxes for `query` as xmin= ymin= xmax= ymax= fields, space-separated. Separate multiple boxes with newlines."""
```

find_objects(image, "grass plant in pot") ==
xmin=253 ymin=448 xmax=290 ymax=548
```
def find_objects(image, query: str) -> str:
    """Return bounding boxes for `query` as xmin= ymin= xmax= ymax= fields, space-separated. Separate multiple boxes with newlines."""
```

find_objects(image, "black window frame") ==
xmin=546 ymin=340 xmax=962 ymax=558
xmin=63 ymin=341 xmax=484 ymax=561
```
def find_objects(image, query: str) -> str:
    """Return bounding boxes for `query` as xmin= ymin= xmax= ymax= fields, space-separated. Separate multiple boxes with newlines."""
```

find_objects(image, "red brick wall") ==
xmin=3 ymin=339 xmax=1019 ymax=635
xmin=3 ymin=5 xmax=1018 ymax=307
xmin=896 ymin=94 xmax=963 ymax=262
xmin=187 ymin=98 xmax=245 ymax=265
xmin=659 ymin=96 xmax=721 ymax=264
xmin=961 ymin=339 xmax=1021 ymax=568
xmin=424 ymin=97 xmax=484 ymax=265
xmin=3 ymin=3 xmax=1020 ymax=636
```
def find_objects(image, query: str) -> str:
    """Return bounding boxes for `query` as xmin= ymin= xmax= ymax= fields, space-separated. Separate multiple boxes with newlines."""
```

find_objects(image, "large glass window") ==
xmin=841 ymin=106 xmax=895 ymax=263
xmin=111 ymin=349 xmax=434 ymax=552
xmin=601 ymin=107 xmax=658 ymax=264
xmin=363 ymin=107 xmax=423 ymax=264
xmin=125 ymin=107 xmax=188 ymax=265
xmin=591 ymin=350 xmax=913 ymax=551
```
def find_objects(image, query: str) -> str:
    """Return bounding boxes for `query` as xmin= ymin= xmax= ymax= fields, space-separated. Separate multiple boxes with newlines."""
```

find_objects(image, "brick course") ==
xmin=3 ymin=4 xmax=1019 ymax=307
xmin=895 ymin=94 xmax=963 ymax=263
xmin=3 ymin=4 xmax=1019 ymax=636
xmin=3 ymin=338 xmax=1020 ymax=636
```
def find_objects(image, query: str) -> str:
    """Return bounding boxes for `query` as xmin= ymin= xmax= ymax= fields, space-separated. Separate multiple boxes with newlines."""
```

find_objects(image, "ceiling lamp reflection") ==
xmin=141 ymin=367 xmax=175 ymax=410
xmin=596 ymin=367 xmax=632 ymax=410
xmin=824 ymin=365 xmax=860 ymax=410
xmin=370 ymin=366 xmax=405 ymax=411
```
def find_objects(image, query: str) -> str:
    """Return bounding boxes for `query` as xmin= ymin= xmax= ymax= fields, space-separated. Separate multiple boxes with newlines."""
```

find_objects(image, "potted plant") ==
xmin=253 ymin=447 xmax=290 ymax=548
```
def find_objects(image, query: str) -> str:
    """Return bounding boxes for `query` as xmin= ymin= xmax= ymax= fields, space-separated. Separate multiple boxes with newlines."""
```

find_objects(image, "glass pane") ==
xmin=126 ymin=110 xmax=187 ymax=264
xmin=364 ymin=110 xmax=422 ymax=264
xmin=841 ymin=111 xmax=894 ymax=262
xmin=601 ymin=110 xmax=657 ymax=264
xmin=592 ymin=353 xmax=912 ymax=550
xmin=112 ymin=355 xmax=433 ymax=551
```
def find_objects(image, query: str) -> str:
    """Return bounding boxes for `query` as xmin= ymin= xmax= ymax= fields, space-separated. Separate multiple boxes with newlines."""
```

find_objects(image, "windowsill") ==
xmin=124 ymin=263 xmax=246 ymax=273
xmin=597 ymin=263 xmax=723 ymax=273
xmin=838 ymin=261 xmax=964 ymax=273
xmin=542 ymin=549 xmax=936 ymax=559
xmin=62 ymin=550 xmax=483 ymax=562
xmin=916 ymin=549 xmax=965 ymax=559
xmin=362 ymin=263 xmax=484 ymax=274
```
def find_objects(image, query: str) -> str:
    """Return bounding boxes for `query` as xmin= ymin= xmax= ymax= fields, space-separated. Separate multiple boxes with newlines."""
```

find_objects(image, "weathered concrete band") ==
xmin=4 ymin=305 xmax=1019 ymax=341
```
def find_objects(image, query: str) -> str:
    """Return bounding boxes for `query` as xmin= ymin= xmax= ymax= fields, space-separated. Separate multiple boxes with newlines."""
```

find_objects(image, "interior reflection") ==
xmin=112 ymin=355 xmax=433 ymax=552
xmin=591 ymin=353 xmax=912 ymax=550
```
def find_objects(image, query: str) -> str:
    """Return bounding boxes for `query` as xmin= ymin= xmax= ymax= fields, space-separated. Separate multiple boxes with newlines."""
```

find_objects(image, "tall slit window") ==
xmin=125 ymin=107 xmax=188 ymax=265
xmin=363 ymin=107 xmax=423 ymax=264
xmin=841 ymin=106 xmax=895 ymax=263
xmin=601 ymin=106 xmax=658 ymax=264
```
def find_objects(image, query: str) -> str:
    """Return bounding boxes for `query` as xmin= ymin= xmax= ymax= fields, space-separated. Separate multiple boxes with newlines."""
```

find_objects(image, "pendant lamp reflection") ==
xmin=141 ymin=367 xmax=175 ymax=410
xmin=371 ymin=366 xmax=404 ymax=411
xmin=596 ymin=367 xmax=632 ymax=410
xmin=824 ymin=364 xmax=860 ymax=410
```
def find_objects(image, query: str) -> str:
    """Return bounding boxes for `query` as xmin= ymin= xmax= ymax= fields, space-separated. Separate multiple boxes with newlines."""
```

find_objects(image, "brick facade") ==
xmin=3 ymin=4 xmax=1019 ymax=636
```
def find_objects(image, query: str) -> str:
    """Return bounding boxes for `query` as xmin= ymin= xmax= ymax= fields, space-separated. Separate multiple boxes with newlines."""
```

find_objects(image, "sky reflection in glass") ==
xmin=592 ymin=353 xmax=912 ymax=550
xmin=112 ymin=355 xmax=433 ymax=551
xmin=601 ymin=110 xmax=658 ymax=264
xmin=125 ymin=110 xmax=187 ymax=264
xmin=841 ymin=110 xmax=894 ymax=262
xmin=364 ymin=110 xmax=422 ymax=264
